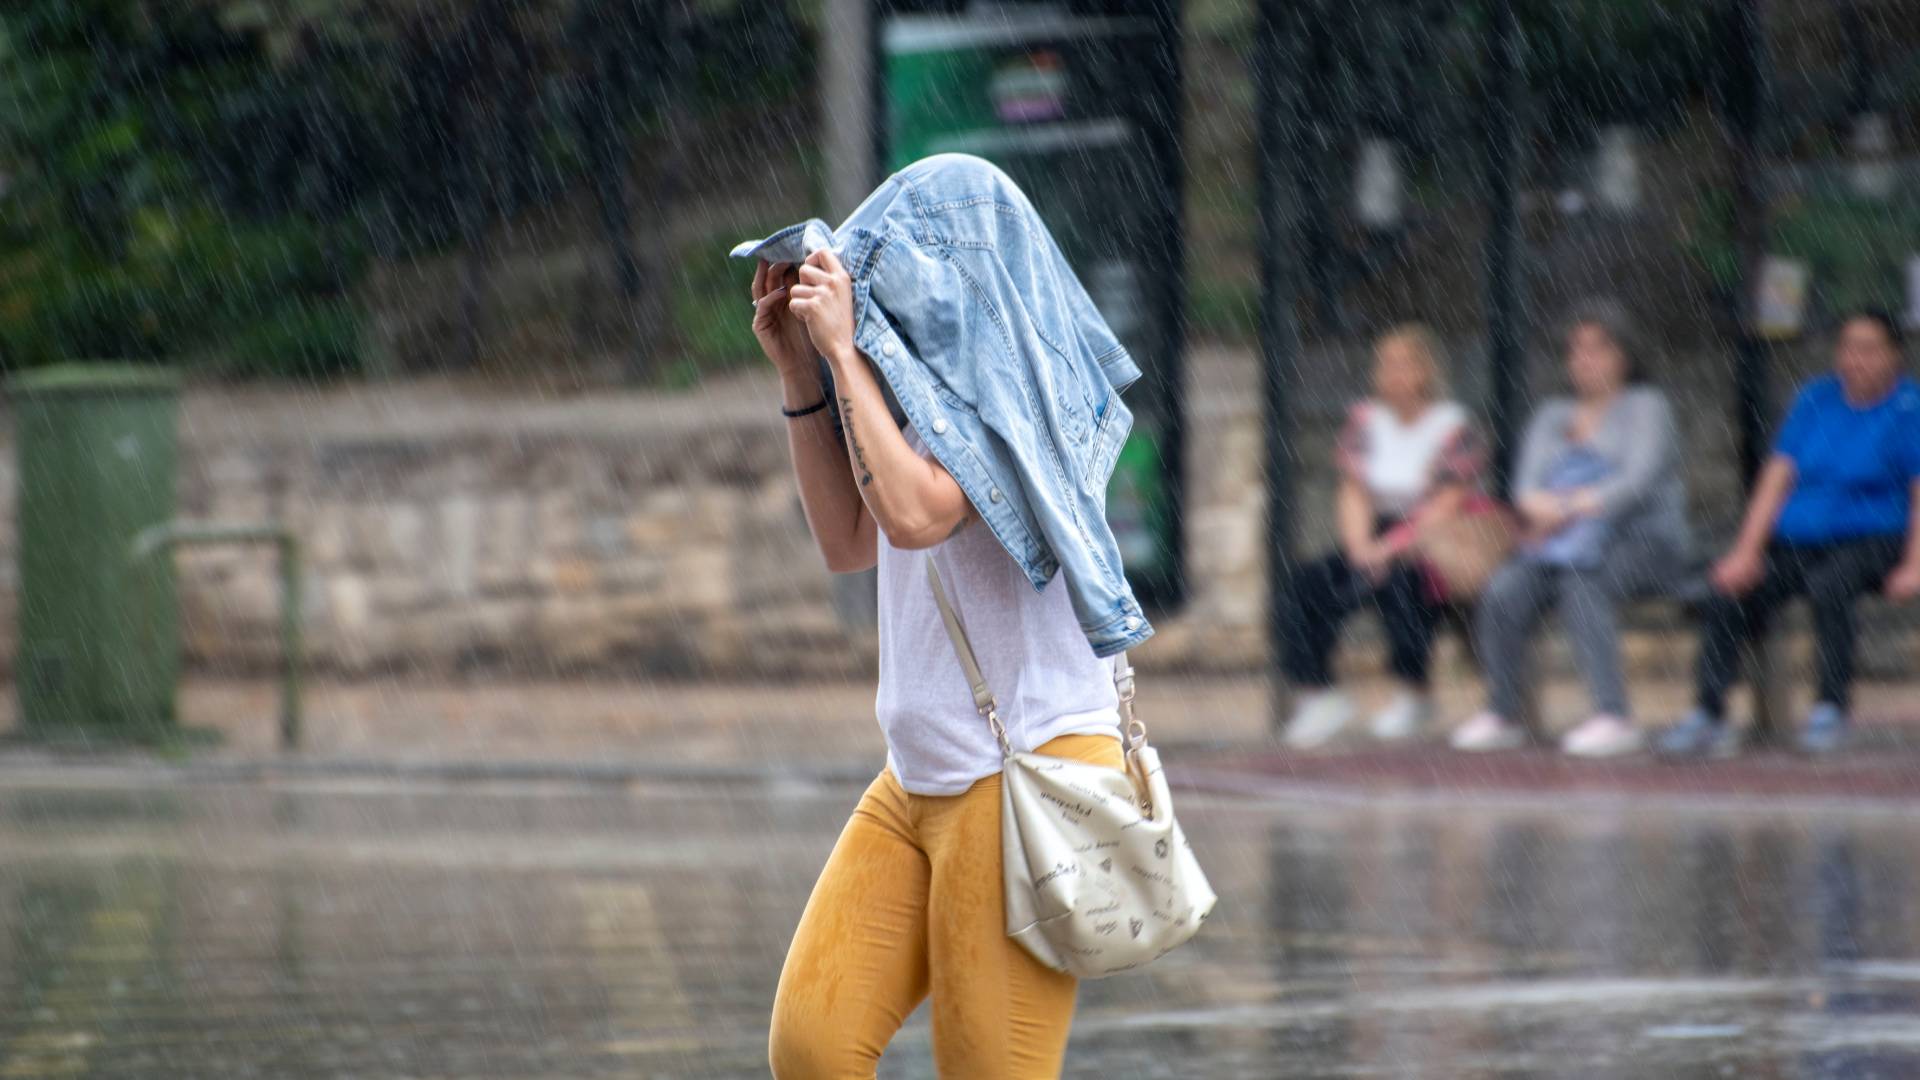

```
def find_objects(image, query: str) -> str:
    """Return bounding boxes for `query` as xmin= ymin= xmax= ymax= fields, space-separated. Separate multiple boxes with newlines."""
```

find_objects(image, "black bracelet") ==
xmin=782 ymin=397 xmax=829 ymax=419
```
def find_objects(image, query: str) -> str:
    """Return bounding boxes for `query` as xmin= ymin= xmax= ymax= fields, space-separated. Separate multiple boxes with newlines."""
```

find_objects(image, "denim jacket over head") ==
xmin=731 ymin=153 xmax=1152 ymax=657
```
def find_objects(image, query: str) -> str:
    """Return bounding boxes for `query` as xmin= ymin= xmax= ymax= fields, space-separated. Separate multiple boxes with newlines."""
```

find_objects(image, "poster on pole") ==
xmin=1755 ymin=256 xmax=1810 ymax=341
xmin=1907 ymin=255 xmax=1920 ymax=330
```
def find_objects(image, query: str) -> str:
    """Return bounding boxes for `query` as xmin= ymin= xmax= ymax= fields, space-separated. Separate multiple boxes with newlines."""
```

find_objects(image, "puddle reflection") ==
xmin=0 ymin=784 xmax=1913 ymax=1077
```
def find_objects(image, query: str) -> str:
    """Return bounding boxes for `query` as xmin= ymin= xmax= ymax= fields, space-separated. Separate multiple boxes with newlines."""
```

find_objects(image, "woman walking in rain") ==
xmin=739 ymin=155 xmax=1151 ymax=1078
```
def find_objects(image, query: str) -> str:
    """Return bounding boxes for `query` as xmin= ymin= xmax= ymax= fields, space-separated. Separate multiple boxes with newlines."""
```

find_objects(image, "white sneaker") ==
xmin=1369 ymin=691 xmax=1433 ymax=743
xmin=1284 ymin=690 xmax=1356 ymax=750
xmin=1449 ymin=711 xmax=1528 ymax=752
xmin=1560 ymin=714 xmax=1644 ymax=759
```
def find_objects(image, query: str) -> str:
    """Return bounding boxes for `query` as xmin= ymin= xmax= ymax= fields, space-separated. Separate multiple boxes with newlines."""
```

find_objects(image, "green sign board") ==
xmin=884 ymin=11 xmax=1177 ymax=597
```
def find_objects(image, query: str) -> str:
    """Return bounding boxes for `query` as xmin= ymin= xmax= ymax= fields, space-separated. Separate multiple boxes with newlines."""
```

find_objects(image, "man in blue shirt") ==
xmin=1660 ymin=310 xmax=1920 ymax=757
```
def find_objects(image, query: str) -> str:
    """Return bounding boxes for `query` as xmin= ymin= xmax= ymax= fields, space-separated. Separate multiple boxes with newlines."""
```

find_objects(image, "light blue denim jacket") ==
xmin=731 ymin=153 xmax=1152 ymax=657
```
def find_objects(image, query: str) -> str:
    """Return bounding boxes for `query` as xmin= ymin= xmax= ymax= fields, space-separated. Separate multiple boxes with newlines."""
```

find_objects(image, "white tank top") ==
xmin=874 ymin=425 xmax=1122 ymax=796
xmin=1351 ymin=400 xmax=1470 ymax=516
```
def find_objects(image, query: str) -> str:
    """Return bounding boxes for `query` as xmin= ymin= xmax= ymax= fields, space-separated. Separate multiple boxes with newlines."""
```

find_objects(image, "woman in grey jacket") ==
xmin=1451 ymin=301 xmax=1695 ymax=757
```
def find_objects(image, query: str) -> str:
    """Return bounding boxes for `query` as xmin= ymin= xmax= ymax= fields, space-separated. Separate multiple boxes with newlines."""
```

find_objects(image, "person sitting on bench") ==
xmin=1451 ymin=300 xmax=1697 ymax=758
xmin=1658 ymin=309 xmax=1920 ymax=759
xmin=1281 ymin=324 xmax=1487 ymax=749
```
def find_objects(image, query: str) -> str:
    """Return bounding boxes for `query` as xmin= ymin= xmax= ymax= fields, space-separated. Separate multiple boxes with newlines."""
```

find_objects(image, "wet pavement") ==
xmin=0 ymin=769 xmax=1917 ymax=1078
xmin=18 ymin=672 xmax=1918 ymax=768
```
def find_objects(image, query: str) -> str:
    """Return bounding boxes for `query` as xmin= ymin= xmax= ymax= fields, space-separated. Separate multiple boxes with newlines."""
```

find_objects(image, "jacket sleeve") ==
xmin=992 ymin=395 xmax=1152 ymax=657
xmin=966 ymin=307 xmax=1152 ymax=656
xmin=1591 ymin=389 xmax=1680 ymax=521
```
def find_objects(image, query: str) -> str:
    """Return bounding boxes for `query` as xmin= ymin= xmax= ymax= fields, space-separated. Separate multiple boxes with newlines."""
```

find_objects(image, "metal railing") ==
xmin=132 ymin=522 xmax=303 ymax=750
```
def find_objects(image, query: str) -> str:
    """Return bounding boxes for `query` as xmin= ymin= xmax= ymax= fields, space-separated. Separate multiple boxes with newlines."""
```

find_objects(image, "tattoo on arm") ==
xmin=840 ymin=396 xmax=873 ymax=487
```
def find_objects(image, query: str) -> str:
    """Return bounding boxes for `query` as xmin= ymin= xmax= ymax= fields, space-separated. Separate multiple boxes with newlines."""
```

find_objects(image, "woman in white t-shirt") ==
xmin=750 ymin=252 xmax=1127 ymax=1077
xmin=1281 ymin=325 xmax=1487 ymax=749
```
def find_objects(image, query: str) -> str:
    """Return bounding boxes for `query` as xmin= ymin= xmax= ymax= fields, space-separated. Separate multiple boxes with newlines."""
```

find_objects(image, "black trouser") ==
xmin=1695 ymin=536 xmax=1904 ymax=717
xmin=1281 ymin=550 xmax=1439 ymax=689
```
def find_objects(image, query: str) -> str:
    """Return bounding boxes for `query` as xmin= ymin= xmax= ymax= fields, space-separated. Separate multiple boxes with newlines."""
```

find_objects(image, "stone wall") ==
xmin=159 ymin=374 xmax=870 ymax=679
xmin=0 ymin=343 xmax=1910 ymax=681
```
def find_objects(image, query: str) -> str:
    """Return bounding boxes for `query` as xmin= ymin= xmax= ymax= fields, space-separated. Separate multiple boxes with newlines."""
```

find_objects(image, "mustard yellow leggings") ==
xmin=768 ymin=732 xmax=1125 ymax=1079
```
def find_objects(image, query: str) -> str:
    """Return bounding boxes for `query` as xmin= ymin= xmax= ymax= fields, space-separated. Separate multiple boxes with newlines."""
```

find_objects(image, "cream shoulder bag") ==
xmin=925 ymin=556 xmax=1217 ymax=978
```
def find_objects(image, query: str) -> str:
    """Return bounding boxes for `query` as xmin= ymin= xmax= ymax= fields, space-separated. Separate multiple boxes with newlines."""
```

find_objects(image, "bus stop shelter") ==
xmin=820 ymin=0 xmax=1918 ymax=743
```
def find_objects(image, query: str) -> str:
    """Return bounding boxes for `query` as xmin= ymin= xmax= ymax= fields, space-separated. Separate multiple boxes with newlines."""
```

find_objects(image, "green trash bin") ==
xmin=10 ymin=363 xmax=182 ymax=739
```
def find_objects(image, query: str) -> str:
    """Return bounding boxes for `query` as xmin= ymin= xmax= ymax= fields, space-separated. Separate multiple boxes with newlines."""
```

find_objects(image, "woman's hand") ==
xmin=1711 ymin=545 xmax=1767 ymax=597
xmin=787 ymin=249 xmax=858 ymax=364
xmin=751 ymin=260 xmax=814 ymax=377
xmin=1885 ymin=559 xmax=1920 ymax=603
xmin=1517 ymin=491 xmax=1572 ymax=536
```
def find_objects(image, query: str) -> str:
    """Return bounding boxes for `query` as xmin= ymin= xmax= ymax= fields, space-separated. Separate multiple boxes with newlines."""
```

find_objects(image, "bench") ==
xmin=1320 ymin=579 xmax=1916 ymax=745
xmin=1502 ymin=591 xmax=1918 ymax=745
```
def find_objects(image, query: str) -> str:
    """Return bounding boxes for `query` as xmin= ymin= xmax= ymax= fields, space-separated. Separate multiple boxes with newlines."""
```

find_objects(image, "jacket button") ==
xmin=989 ymin=487 xmax=1002 ymax=503
xmin=1124 ymin=616 xmax=1140 ymax=631
xmin=932 ymin=418 xmax=949 ymax=435
xmin=882 ymin=340 xmax=898 ymax=357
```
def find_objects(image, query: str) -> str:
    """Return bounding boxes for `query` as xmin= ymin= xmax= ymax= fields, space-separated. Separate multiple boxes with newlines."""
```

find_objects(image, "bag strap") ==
xmin=924 ymin=555 xmax=1144 ymax=756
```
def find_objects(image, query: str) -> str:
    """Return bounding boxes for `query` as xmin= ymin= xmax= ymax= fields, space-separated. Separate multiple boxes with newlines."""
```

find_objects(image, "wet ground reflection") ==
xmin=0 ymin=775 xmax=1915 ymax=1077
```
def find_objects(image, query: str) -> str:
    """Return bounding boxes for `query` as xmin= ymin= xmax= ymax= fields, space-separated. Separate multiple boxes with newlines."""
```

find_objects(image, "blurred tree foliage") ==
xmin=0 ymin=0 xmax=809 ymax=379
xmin=0 ymin=0 xmax=369 ymax=374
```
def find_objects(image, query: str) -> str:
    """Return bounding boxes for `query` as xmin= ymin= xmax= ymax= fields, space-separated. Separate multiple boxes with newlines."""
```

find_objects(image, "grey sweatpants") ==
xmin=1474 ymin=539 xmax=1686 ymax=721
